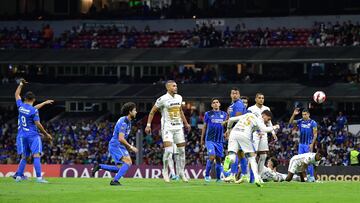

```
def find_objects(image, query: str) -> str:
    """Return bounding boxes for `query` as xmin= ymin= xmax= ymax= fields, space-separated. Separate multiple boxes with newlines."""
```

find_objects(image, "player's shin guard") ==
xmin=100 ymin=164 xmax=119 ymax=173
xmin=16 ymin=158 xmax=27 ymax=177
xmin=240 ymin=157 xmax=247 ymax=175
xmin=215 ymin=163 xmax=222 ymax=180
xmin=230 ymin=156 xmax=239 ymax=175
xmin=258 ymin=154 xmax=267 ymax=175
xmin=168 ymin=155 xmax=176 ymax=176
xmin=307 ymin=164 xmax=314 ymax=177
xmin=33 ymin=157 xmax=42 ymax=178
xmin=114 ymin=163 xmax=130 ymax=182
xmin=177 ymin=146 xmax=186 ymax=177
xmin=248 ymin=156 xmax=260 ymax=181
xmin=205 ymin=159 xmax=214 ymax=177
xmin=174 ymin=153 xmax=181 ymax=176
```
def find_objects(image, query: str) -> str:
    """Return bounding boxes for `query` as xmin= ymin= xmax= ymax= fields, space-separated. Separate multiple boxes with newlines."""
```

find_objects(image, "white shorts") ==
xmin=228 ymin=130 xmax=255 ymax=153
xmin=288 ymin=158 xmax=304 ymax=174
xmin=162 ymin=129 xmax=185 ymax=144
xmin=252 ymin=132 xmax=269 ymax=152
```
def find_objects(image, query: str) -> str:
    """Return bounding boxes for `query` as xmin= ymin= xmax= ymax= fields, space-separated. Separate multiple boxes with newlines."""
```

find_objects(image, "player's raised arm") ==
xmin=145 ymin=105 xmax=159 ymax=134
xmin=180 ymin=107 xmax=191 ymax=132
xmin=118 ymin=132 xmax=138 ymax=153
xmin=15 ymin=79 xmax=27 ymax=101
xmin=34 ymin=100 xmax=54 ymax=109
xmin=289 ymin=108 xmax=300 ymax=125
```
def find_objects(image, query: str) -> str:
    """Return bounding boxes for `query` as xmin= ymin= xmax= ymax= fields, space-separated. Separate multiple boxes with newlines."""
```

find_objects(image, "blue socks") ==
xmin=249 ymin=168 xmax=255 ymax=183
xmin=16 ymin=159 xmax=27 ymax=177
xmin=215 ymin=163 xmax=222 ymax=180
xmin=114 ymin=163 xmax=130 ymax=182
xmin=307 ymin=164 xmax=314 ymax=177
xmin=205 ymin=159 xmax=213 ymax=177
xmin=230 ymin=156 xmax=239 ymax=174
xmin=240 ymin=157 xmax=247 ymax=175
xmin=33 ymin=157 xmax=42 ymax=178
xmin=100 ymin=164 xmax=119 ymax=173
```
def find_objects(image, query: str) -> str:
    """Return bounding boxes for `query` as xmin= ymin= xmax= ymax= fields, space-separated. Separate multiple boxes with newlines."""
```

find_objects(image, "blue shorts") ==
xmin=109 ymin=143 xmax=129 ymax=164
xmin=22 ymin=135 xmax=42 ymax=157
xmin=205 ymin=141 xmax=224 ymax=157
xmin=298 ymin=144 xmax=310 ymax=154
xmin=16 ymin=132 xmax=24 ymax=155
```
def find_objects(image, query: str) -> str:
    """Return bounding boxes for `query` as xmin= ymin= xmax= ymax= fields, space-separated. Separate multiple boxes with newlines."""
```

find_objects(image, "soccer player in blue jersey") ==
xmin=92 ymin=102 xmax=138 ymax=186
xmin=13 ymin=98 xmax=54 ymax=180
xmin=289 ymin=108 xmax=318 ymax=182
xmin=200 ymin=98 xmax=227 ymax=182
xmin=224 ymin=87 xmax=248 ymax=182
xmin=14 ymin=79 xmax=53 ymax=183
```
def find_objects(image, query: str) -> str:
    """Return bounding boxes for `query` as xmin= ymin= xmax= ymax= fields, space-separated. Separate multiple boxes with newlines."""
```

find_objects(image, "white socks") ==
xmin=258 ymin=154 xmax=267 ymax=175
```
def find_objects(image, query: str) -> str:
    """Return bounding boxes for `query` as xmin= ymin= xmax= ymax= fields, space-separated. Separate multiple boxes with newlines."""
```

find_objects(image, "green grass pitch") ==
xmin=0 ymin=178 xmax=359 ymax=203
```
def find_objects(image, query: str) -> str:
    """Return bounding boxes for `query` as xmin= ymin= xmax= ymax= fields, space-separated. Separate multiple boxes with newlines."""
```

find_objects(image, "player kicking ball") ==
xmin=285 ymin=151 xmax=324 ymax=182
xmin=225 ymin=110 xmax=280 ymax=187
xmin=92 ymin=102 xmax=138 ymax=186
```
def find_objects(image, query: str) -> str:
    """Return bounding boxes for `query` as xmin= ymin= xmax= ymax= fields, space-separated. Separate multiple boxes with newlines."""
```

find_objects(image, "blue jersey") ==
xmin=297 ymin=119 xmax=317 ymax=145
xmin=228 ymin=99 xmax=246 ymax=118
xmin=16 ymin=99 xmax=40 ymax=137
xmin=110 ymin=116 xmax=132 ymax=146
xmin=204 ymin=110 xmax=227 ymax=143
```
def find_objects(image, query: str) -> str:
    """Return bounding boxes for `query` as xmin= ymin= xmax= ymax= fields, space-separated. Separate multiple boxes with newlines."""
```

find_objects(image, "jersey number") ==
xmin=21 ymin=116 xmax=27 ymax=127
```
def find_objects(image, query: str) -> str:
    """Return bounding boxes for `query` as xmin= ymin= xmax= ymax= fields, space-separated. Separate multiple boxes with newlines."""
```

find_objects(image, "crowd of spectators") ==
xmin=1 ymin=107 xmax=359 ymax=167
xmin=1 ymin=21 xmax=360 ymax=49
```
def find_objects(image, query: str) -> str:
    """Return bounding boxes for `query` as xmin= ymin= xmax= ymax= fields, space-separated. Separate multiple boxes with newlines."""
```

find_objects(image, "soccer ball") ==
xmin=313 ymin=91 xmax=326 ymax=104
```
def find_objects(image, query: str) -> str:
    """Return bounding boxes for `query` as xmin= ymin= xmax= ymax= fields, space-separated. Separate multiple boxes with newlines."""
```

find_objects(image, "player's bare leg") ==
xmin=162 ymin=141 xmax=173 ymax=182
xmin=176 ymin=142 xmax=188 ymax=182
xmin=285 ymin=172 xmax=295 ymax=182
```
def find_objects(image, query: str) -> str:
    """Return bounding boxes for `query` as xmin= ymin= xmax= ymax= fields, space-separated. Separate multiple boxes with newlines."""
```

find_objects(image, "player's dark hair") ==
xmin=240 ymin=96 xmax=249 ymax=100
xmin=231 ymin=87 xmax=240 ymax=92
xmin=255 ymin=92 xmax=264 ymax=97
xmin=270 ymin=157 xmax=279 ymax=168
xmin=302 ymin=109 xmax=310 ymax=114
xmin=121 ymin=102 xmax=136 ymax=116
xmin=24 ymin=91 xmax=35 ymax=101
xmin=261 ymin=110 xmax=273 ymax=118
xmin=165 ymin=80 xmax=176 ymax=86
xmin=211 ymin=98 xmax=220 ymax=103
xmin=316 ymin=150 xmax=326 ymax=157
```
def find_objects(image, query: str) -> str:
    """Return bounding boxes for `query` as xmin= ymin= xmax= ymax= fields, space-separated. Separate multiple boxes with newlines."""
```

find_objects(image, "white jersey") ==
xmin=289 ymin=153 xmax=320 ymax=173
xmin=155 ymin=93 xmax=183 ymax=131
xmin=248 ymin=104 xmax=275 ymax=136
xmin=228 ymin=113 xmax=274 ymax=139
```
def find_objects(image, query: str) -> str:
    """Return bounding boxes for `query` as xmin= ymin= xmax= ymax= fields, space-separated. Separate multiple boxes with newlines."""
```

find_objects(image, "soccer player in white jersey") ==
xmin=145 ymin=80 xmax=191 ymax=182
xmin=247 ymin=93 xmax=278 ymax=176
xmin=260 ymin=157 xmax=300 ymax=182
xmin=285 ymin=151 xmax=324 ymax=182
xmin=226 ymin=110 xmax=280 ymax=187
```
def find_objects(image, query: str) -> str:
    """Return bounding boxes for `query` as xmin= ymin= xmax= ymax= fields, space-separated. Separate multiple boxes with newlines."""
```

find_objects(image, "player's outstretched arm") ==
xmin=118 ymin=133 xmax=138 ymax=153
xmin=34 ymin=100 xmax=54 ymax=109
xmin=145 ymin=105 xmax=159 ymax=135
xmin=35 ymin=121 xmax=52 ymax=141
xmin=15 ymin=79 xmax=27 ymax=101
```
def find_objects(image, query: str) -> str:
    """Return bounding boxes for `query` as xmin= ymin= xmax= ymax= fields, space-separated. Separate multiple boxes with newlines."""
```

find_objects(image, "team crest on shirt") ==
xmin=220 ymin=115 xmax=224 ymax=118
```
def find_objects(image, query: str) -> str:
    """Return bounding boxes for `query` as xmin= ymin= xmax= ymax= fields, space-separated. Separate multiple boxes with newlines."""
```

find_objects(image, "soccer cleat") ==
xmin=204 ymin=176 xmax=211 ymax=182
xmin=235 ymin=175 xmax=249 ymax=184
xmin=224 ymin=174 xmax=236 ymax=183
xmin=223 ymin=155 xmax=231 ymax=172
xmin=110 ymin=180 xmax=122 ymax=186
xmin=15 ymin=176 xmax=22 ymax=182
xmin=255 ymin=180 xmax=264 ymax=187
xmin=180 ymin=175 xmax=189 ymax=183
xmin=14 ymin=175 xmax=28 ymax=181
xmin=36 ymin=178 xmax=49 ymax=184
xmin=162 ymin=169 xmax=170 ymax=183
xmin=216 ymin=179 xmax=223 ymax=183
xmin=170 ymin=174 xmax=179 ymax=181
xmin=307 ymin=176 xmax=315 ymax=182
xmin=92 ymin=163 xmax=100 ymax=177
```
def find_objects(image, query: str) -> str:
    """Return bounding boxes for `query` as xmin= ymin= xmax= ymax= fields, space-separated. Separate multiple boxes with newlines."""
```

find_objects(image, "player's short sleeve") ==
xmin=233 ymin=101 xmax=245 ymax=115
xmin=33 ymin=109 xmax=40 ymax=122
xmin=16 ymin=99 xmax=23 ymax=108
xmin=155 ymin=96 xmax=164 ymax=108
xmin=311 ymin=120 xmax=318 ymax=129
xmin=118 ymin=121 xmax=128 ymax=134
